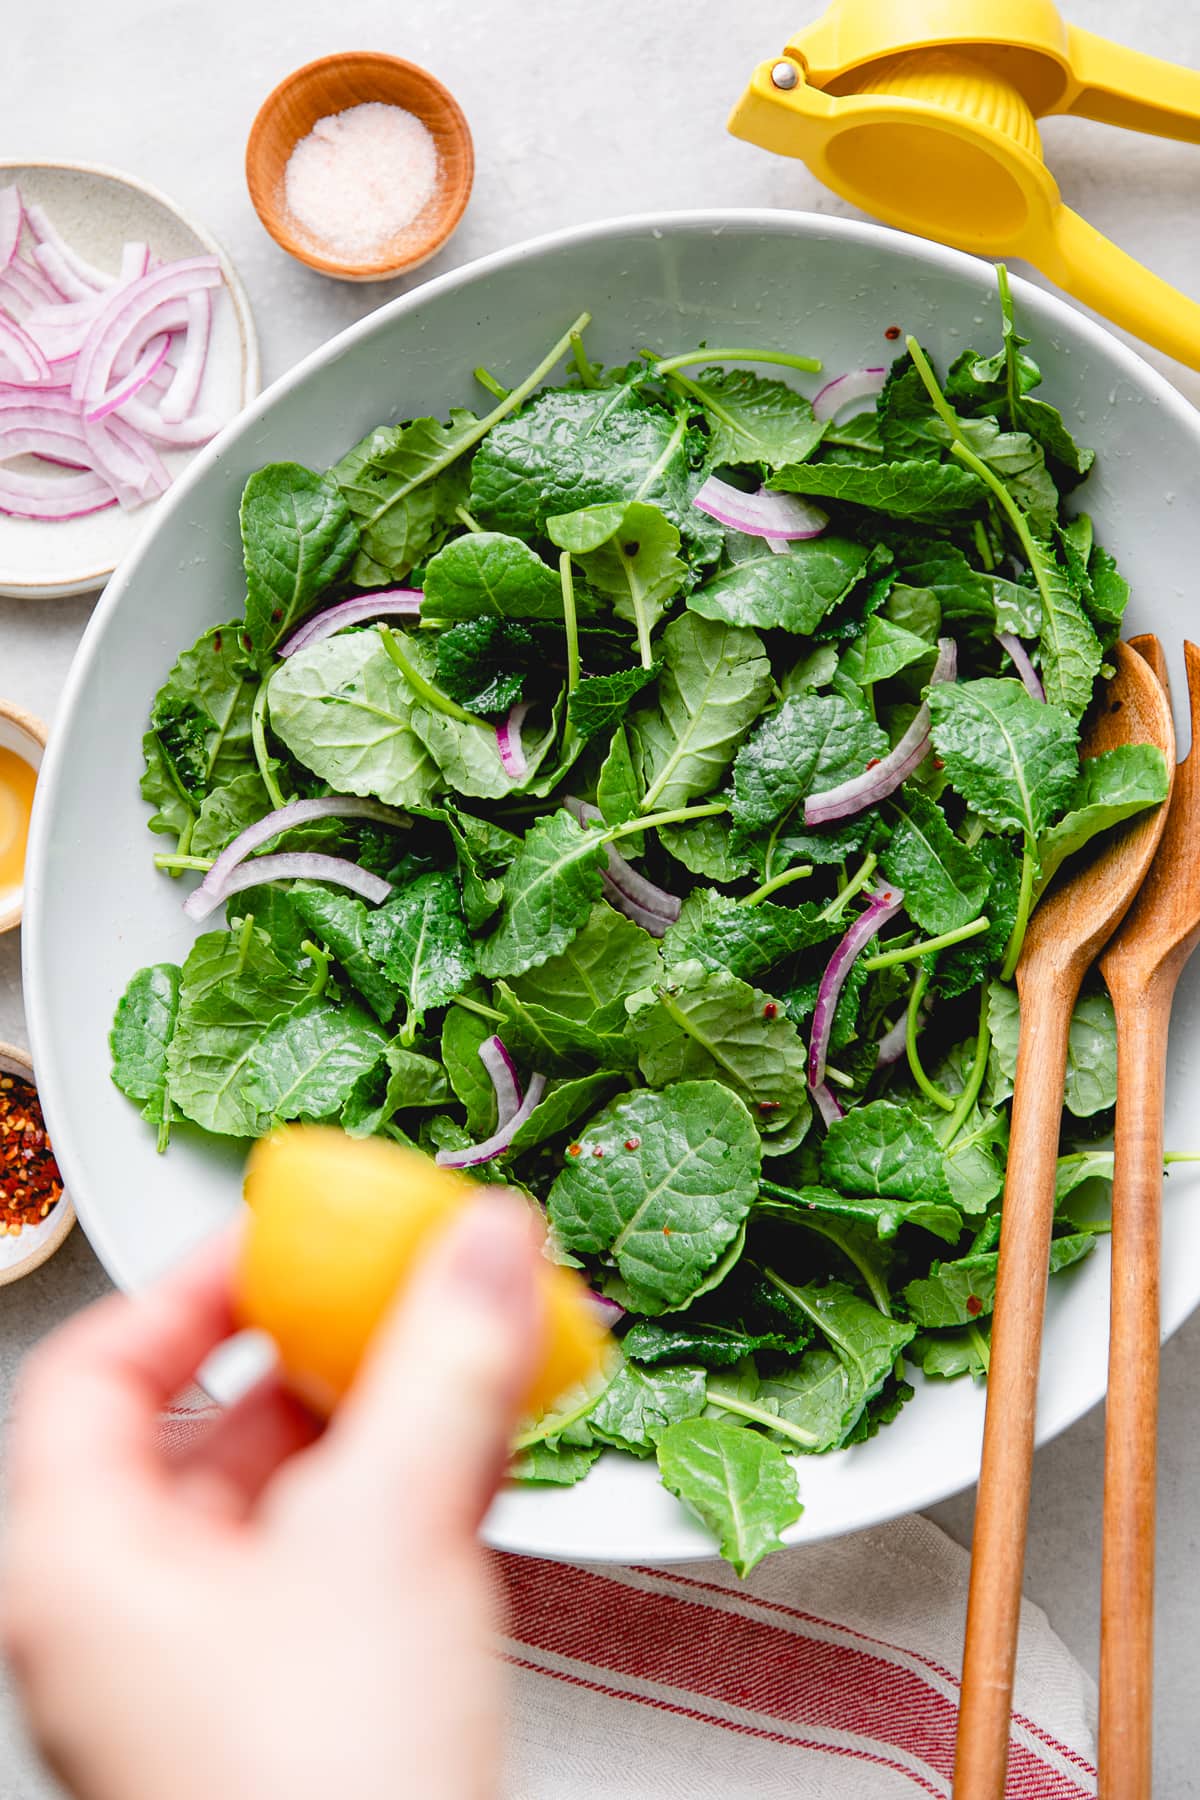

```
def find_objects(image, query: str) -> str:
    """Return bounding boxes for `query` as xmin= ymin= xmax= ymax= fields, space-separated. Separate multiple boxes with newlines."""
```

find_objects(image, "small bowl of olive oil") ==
xmin=0 ymin=701 xmax=46 ymax=937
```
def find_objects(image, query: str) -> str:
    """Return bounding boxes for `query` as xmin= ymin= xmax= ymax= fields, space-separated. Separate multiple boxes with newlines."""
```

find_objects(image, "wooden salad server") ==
xmin=953 ymin=641 xmax=1175 ymax=1800
xmin=1096 ymin=638 xmax=1200 ymax=1799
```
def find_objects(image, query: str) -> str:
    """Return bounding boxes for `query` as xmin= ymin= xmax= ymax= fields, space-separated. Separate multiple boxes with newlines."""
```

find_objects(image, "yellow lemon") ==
xmin=236 ymin=1125 xmax=610 ymax=1418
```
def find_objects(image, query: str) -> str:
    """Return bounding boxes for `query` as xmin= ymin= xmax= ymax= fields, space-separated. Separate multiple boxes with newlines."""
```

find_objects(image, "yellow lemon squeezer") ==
xmin=730 ymin=0 xmax=1200 ymax=368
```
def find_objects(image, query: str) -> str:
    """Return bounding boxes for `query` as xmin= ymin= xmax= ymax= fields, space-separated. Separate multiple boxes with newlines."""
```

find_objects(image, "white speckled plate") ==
xmin=0 ymin=161 xmax=259 ymax=601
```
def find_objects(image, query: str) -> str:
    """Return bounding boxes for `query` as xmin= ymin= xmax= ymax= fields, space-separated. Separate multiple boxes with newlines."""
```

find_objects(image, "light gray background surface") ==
xmin=3 ymin=1 xmax=1199 ymax=1792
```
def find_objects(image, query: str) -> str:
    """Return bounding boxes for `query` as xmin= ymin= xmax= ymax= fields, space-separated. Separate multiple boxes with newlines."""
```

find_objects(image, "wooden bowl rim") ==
xmin=245 ymin=51 xmax=475 ymax=282
xmin=0 ymin=702 xmax=47 ymax=937
xmin=0 ymin=1041 xmax=76 ymax=1286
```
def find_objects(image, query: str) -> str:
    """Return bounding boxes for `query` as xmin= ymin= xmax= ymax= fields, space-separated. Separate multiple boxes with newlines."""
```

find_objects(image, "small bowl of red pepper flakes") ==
xmin=0 ymin=1043 xmax=74 ymax=1286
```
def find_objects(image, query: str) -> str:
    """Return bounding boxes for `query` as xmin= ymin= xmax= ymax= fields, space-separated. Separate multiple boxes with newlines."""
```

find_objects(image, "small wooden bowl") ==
xmin=245 ymin=52 xmax=474 ymax=282
xmin=0 ymin=1043 xmax=75 ymax=1287
xmin=0 ymin=701 xmax=47 ymax=938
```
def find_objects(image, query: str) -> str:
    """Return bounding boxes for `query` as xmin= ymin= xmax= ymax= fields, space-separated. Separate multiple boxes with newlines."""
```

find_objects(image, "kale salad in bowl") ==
xmin=26 ymin=215 xmax=1199 ymax=1570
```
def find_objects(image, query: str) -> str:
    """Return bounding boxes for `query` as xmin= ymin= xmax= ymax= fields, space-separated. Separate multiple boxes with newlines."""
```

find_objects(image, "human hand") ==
xmin=3 ymin=1188 xmax=544 ymax=1800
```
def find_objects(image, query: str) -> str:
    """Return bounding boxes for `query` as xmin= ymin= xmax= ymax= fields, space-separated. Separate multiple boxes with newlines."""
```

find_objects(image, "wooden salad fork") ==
xmin=954 ymin=641 xmax=1175 ymax=1800
xmin=1096 ymin=637 xmax=1200 ymax=1799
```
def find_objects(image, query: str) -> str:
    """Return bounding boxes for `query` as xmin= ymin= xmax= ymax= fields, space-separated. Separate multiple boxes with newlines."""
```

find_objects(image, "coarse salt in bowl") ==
xmin=245 ymin=54 xmax=475 ymax=282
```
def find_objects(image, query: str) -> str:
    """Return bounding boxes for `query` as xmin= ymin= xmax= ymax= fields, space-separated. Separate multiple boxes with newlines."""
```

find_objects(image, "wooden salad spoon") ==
xmin=953 ymin=640 xmax=1176 ymax=1800
xmin=1096 ymin=637 xmax=1200 ymax=1799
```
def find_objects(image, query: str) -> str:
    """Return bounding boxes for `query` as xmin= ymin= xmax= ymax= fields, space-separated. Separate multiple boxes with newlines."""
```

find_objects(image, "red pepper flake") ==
xmin=0 ymin=1074 xmax=63 ymax=1237
xmin=966 ymin=1295 xmax=983 ymax=1317
xmin=757 ymin=1099 xmax=782 ymax=1114
xmin=566 ymin=1143 xmax=582 ymax=1158
xmin=932 ymin=757 xmax=945 ymax=771
xmin=885 ymin=324 xmax=902 ymax=341
xmin=592 ymin=1145 xmax=605 ymax=1159
xmin=662 ymin=1225 xmax=672 ymax=1237
xmin=271 ymin=607 xmax=284 ymax=624
xmin=623 ymin=1137 xmax=641 ymax=1152
xmin=762 ymin=1001 xmax=778 ymax=1020
xmin=212 ymin=630 xmax=223 ymax=653
xmin=865 ymin=757 xmax=881 ymax=770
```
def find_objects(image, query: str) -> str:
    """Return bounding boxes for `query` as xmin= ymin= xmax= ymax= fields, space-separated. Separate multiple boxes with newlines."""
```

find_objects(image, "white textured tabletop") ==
xmin=4 ymin=1 xmax=1200 ymax=1793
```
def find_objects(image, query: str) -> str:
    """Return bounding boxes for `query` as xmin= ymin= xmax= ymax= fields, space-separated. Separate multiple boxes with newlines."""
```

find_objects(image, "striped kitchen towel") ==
xmin=163 ymin=1399 xmax=1096 ymax=1798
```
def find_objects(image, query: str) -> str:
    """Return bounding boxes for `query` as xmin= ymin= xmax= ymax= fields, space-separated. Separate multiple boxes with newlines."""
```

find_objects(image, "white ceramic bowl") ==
xmin=23 ymin=212 xmax=1200 ymax=1561
xmin=0 ymin=160 xmax=260 ymax=600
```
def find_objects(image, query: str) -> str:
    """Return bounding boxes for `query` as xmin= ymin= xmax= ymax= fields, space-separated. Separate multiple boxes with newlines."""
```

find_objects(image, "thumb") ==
xmin=327 ymin=1187 xmax=545 ymax=1539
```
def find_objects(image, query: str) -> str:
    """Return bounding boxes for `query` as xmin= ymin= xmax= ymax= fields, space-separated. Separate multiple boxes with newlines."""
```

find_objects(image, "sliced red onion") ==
xmin=32 ymin=241 xmax=100 ymax=304
xmin=112 ymin=397 xmax=221 ymax=447
xmin=183 ymin=796 xmax=404 ymax=921
xmin=71 ymin=257 xmax=222 ymax=408
xmin=435 ymin=1073 xmax=548 ymax=1169
xmin=811 ymin=1080 xmax=846 ymax=1126
xmin=805 ymin=637 xmax=957 ymax=826
xmin=0 ymin=259 xmax=58 ymax=310
xmin=0 ymin=188 xmax=22 ymax=273
xmin=693 ymin=472 xmax=827 ymax=542
xmin=0 ymin=314 xmax=51 ymax=384
xmin=496 ymin=701 xmax=531 ymax=779
xmin=84 ymin=333 xmax=170 ymax=423
xmin=808 ymin=885 xmax=906 ymax=1092
xmin=24 ymin=201 xmax=109 ymax=290
xmin=84 ymin=413 xmax=169 ymax=505
xmin=813 ymin=367 xmax=887 ymax=423
xmin=997 ymin=631 xmax=1045 ymax=702
xmin=564 ymin=795 xmax=681 ymax=935
xmin=189 ymin=853 xmax=392 ymax=921
xmin=875 ymin=1014 xmax=909 ymax=1068
xmin=0 ymin=465 xmax=116 ymax=520
xmin=159 ymin=289 xmax=212 ymax=424
xmin=479 ymin=1034 xmax=523 ymax=1130
xmin=588 ymin=1289 xmax=626 ymax=1325
xmin=278 ymin=591 xmax=424 ymax=658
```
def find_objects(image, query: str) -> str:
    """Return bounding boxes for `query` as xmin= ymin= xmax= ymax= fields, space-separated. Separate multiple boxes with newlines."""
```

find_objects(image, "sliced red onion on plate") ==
xmin=813 ymin=367 xmax=887 ymax=422
xmin=278 ymin=590 xmax=424 ymax=658
xmin=0 ymin=465 xmax=116 ymax=520
xmin=24 ymin=199 xmax=109 ymax=291
xmin=182 ymin=795 xmax=404 ymax=921
xmin=479 ymin=1034 xmax=524 ymax=1130
xmin=0 ymin=188 xmax=22 ymax=273
xmin=805 ymin=637 xmax=957 ymax=826
xmin=0 ymin=314 xmax=51 ymax=384
xmin=83 ymin=333 xmax=171 ymax=424
xmin=496 ymin=701 xmax=531 ymax=779
xmin=693 ymin=472 xmax=827 ymax=543
xmin=996 ymin=631 xmax=1045 ymax=702
xmin=808 ymin=885 xmax=906 ymax=1093
xmin=159 ymin=289 xmax=212 ymax=424
xmin=435 ymin=1073 xmax=548 ymax=1169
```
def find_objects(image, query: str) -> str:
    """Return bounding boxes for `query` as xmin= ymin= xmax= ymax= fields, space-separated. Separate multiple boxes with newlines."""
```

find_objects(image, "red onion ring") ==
xmin=808 ymin=885 xmax=906 ymax=1092
xmin=190 ymin=852 xmax=393 ymax=920
xmin=804 ymin=638 xmax=957 ymax=827
xmin=434 ymin=1073 xmax=548 ymax=1168
xmin=813 ymin=367 xmax=887 ymax=423
xmin=496 ymin=702 xmax=531 ymax=779
xmin=479 ymin=1034 xmax=524 ymax=1129
xmin=278 ymin=591 xmax=424 ymax=658
xmin=693 ymin=472 xmax=827 ymax=542
xmin=183 ymin=796 xmax=404 ymax=921
xmin=996 ymin=631 xmax=1045 ymax=702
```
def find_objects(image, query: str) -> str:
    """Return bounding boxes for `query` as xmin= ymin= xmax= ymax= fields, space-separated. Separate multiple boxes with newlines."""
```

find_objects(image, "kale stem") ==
xmin=611 ymin=801 xmax=727 ymax=839
xmin=379 ymin=625 xmax=479 ymax=725
xmin=449 ymin=994 xmax=506 ymax=1025
xmin=972 ymin=519 xmax=995 ymax=571
xmin=652 ymin=346 xmax=823 ymax=376
xmin=998 ymin=264 xmax=1020 ymax=430
xmin=154 ymin=854 xmax=214 ymax=872
xmin=569 ymin=330 xmax=599 ymax=388
xmin=301 ymin=939 xmax=330 ymax=999
xmin=385 ymin=311 xmax=592 ymax=503
xmin=234 ymin=911 xmax=255 ymax=976
xmin=741 ymin=864 xmax=814 ymax=906
xmin=251 ymin=680 xmax=287 ymax=810
xmin=938 ymin=986 xmax=993 ymax=1146
xmin=1001 ymin=837 xmax=1037 ymax=980
xmin=1165 ymin=1153 xmax=1200 ymax=1164
xmin=454 ymin=504 xmax=483 ymax=533
xmin=905 ymin=965 xmax=956 ymax=1112
xmin=864 ymin=913 xmax=991 ymax=972
xmin=817 ymin=852 xmax=877 ymax=921
xmin=559 ymin=551 xmax=581 ymax=700
xmin=904 ymin=337 xmax=969 ymax=448
xmin=705 ymin=1390 xmax=823 ymax=1450
xmin=472 ymin=364 xmax=509 ymax=401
